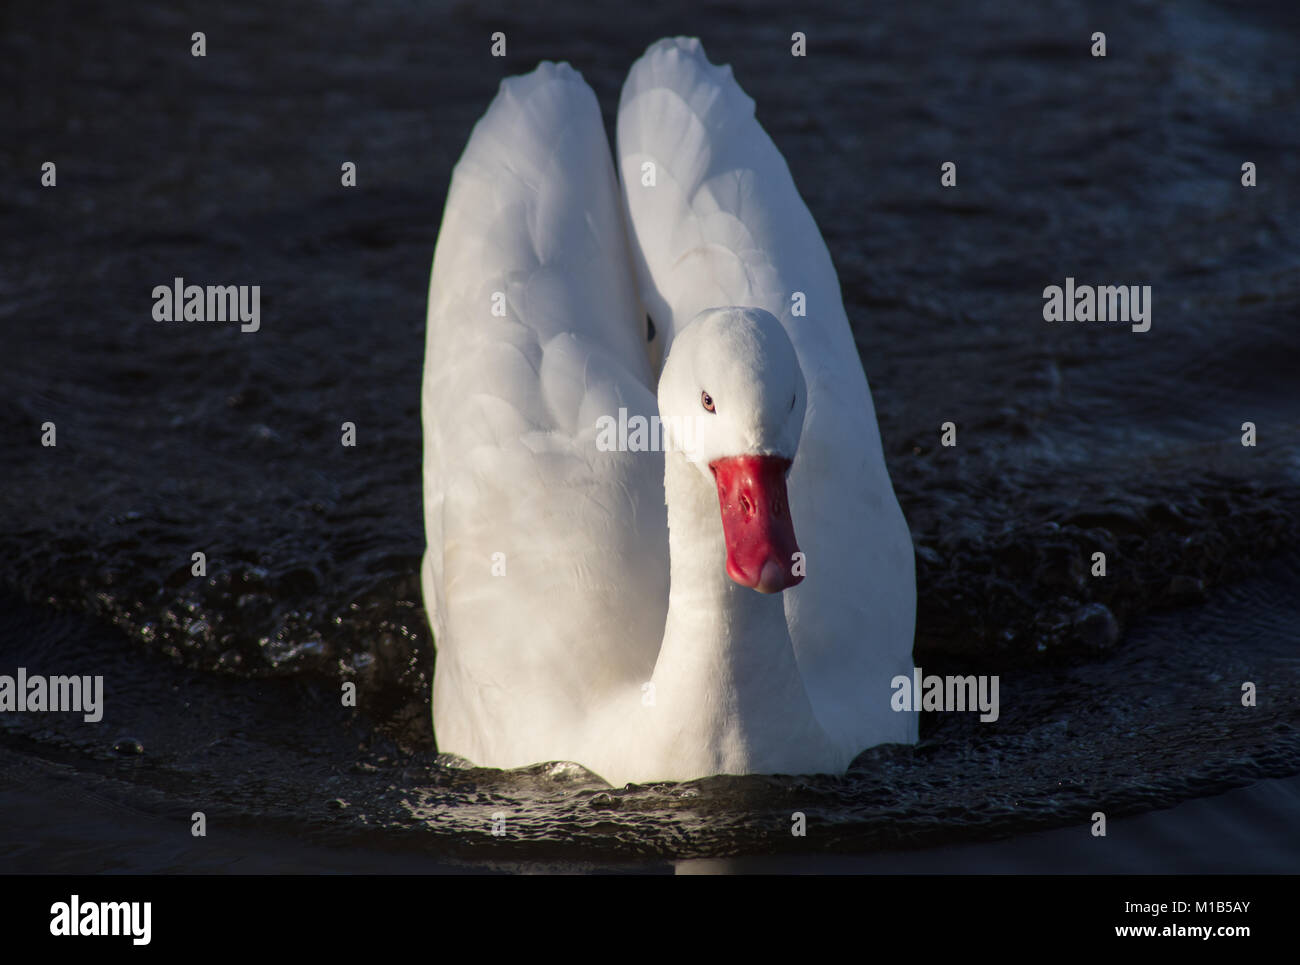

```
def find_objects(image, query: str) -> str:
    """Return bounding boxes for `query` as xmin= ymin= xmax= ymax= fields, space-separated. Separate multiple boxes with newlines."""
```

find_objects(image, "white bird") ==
xmin=420 ymin=37 xmax=916 ymax=787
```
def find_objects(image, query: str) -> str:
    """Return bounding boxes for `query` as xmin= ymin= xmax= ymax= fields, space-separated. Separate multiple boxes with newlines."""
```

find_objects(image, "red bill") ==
xmin=709 ymin=454 xmax=803 ymax=593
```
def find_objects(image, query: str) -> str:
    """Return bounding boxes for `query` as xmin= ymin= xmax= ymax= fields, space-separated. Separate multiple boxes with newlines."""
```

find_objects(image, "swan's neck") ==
xmin=637 ymin=451 xmax=840 ymax=780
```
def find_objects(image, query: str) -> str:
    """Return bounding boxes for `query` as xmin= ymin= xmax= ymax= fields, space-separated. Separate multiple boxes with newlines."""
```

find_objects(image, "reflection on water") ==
xmin=678 ymin=774 xmax=1300 ymax=874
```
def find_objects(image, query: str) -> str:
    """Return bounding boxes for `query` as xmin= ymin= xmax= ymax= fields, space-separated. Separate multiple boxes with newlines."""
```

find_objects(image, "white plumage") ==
xmin=421 ymin=38 xmax=916 ymax=786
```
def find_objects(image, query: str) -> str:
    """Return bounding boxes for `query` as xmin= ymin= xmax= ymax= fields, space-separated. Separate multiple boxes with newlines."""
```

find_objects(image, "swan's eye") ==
xmin=701 ymin=391 xmax=715 ymax=413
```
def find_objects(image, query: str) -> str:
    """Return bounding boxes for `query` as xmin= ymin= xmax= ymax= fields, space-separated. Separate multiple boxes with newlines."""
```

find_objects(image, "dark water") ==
xmin=1 ymin=0 xmax=1298 ymax=870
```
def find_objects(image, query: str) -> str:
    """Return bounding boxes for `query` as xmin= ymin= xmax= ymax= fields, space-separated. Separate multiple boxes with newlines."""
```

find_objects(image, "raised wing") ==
xmin=617 ymin=38 xmax=917 ymax=752
xmin=422 ymin=63 xmax=668 ymax=768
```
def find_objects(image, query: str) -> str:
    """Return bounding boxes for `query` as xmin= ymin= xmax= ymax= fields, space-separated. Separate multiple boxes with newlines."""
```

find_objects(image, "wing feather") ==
xmin=617 ymin=38 xmax=917 ymax=751
xmin=423 ymin=63 xmax=668 ymax=767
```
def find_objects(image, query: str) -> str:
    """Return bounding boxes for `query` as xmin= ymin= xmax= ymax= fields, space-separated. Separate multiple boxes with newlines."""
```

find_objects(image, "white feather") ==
xmin=617 ymin=37 xmax=917 ymax=754
xmin=422 ymin=63 xmax=668 ymax=769
xmin=421 ymin=42 xmax=917 ymax=785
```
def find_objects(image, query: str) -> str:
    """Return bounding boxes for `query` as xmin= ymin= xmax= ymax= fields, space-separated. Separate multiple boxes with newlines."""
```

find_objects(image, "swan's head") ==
xmin=658 ymin=306 xmax=807 ymax=594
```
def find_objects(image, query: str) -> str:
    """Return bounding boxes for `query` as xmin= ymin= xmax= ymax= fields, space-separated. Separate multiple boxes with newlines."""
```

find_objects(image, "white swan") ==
xmin=420 ymin=38 xmax=916 ymax=786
